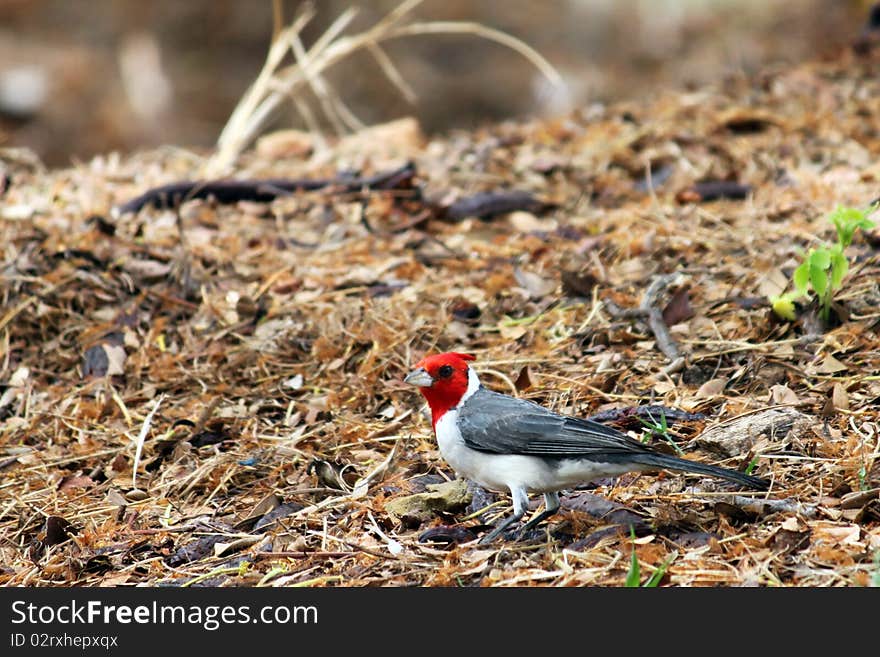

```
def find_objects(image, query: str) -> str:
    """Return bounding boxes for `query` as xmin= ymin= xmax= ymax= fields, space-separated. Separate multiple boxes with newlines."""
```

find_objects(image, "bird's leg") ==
xmin=478 ymin=487 xmax=528 ymax=544
xmin=519 ymin=492 xmax=561 ymax=535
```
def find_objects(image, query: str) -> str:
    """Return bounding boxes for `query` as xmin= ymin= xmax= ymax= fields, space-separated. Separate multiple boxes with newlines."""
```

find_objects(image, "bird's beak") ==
xmin=404 ymin=367 xmax=433 ymax=387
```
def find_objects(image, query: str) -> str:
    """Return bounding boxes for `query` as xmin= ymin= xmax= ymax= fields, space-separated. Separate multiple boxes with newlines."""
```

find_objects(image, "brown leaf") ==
xmin=307 ymin=458 xmax=357 ymax=491
xmin=769 ymin=384 xmax=800 ymax=405
xmin=768 ymin=527 xmax=811 ymax=555
xmin=82 ymin=343 xmax=126 ymax=378
xmin=560 ymin=268 xmax=599 ymax=298
xmin=42 ymin=516 xmax=77 ymax=547
xmin=499 ymin=323 xmax=528 ymax=340
xmin=810 ymin=354 xmax=848 ymax=374
xmin=662 ymin=286 xmax=694 ymax=325
xmin=508 ymin=211 xmax=553 ymax=233
xmin=831 ymin=382 xmax=849 ymax=412
xmin=165 ymin=535 xmax=225 ymax=566
xmin=418 ymin=525 xmax=477 ymax=545
xmin=110 ymin=453 xmax=127 ymax=473
xmin=695 ymin=378 xmax=727 ymax=398
xmin=59 ymin=475 xmax=95 ymax=492
xmin=122 ymin=258 xmax=171 ymax=280
xmin=561 ymin=491 xmax=646 ymax=528
xmin=514 ymin=366 xmax=532 ymax=392
xmin=253 ymin=502 xmax=304 ymax=531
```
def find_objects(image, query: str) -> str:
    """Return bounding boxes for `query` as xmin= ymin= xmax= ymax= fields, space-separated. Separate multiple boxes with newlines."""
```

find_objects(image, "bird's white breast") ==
xmin=435 ymin=408 xmax=548 ymax=492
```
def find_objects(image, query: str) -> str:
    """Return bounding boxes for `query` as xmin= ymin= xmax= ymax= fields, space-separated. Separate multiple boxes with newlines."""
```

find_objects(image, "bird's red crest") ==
xmin=415 ymin=351 xmax=474 ymax=369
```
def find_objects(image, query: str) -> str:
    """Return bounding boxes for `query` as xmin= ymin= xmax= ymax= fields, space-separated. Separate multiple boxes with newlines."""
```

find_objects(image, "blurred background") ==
xmin=0 ymin=0 xmax=871 ymax=166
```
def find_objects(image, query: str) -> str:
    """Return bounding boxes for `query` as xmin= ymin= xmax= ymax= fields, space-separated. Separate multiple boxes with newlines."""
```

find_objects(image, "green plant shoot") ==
xmin=771 ymin=203 xmax=876 ymax=322
xmin=625 ymin=525 xmax=640 ymax=587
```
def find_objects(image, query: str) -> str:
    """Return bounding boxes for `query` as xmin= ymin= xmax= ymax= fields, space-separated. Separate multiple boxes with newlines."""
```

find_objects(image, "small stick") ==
xmin=114 ymin=163 xmax=416 ymax=215
xmin=605 ymin=273 xmax=684 ymax=363
xmin=729 ymin=495 xmax=818 ymax=519
xmin=441 ymin=190 xmax=552 ymax=221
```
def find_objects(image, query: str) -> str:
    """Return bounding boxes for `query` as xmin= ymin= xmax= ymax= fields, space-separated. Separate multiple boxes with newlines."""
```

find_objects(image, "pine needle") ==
xmin=131 ymin=393 xmax=165 ymax=488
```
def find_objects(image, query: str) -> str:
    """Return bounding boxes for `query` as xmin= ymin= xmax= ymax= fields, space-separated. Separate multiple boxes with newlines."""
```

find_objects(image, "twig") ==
xmin=253 ymin=550 xmax=359 ymax=560
xmin=729 ymin=495 xmax=818 ymax=519
xmin=604 ymin=273 xmax=685 ymax=364
xmin=441 ymin=190 xmax=552 ymax=221
xmin=114 ymin=163 xmax=416 ymax=215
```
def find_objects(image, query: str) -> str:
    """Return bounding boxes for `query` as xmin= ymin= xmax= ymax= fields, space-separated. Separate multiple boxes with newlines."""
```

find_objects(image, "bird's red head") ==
xmin=404 ymin=352 xmax=476 ymax=428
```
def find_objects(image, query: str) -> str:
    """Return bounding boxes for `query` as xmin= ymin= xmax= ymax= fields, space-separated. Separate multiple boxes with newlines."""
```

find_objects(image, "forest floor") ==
xmin=2 ymin=45 xmax=880 ymax=587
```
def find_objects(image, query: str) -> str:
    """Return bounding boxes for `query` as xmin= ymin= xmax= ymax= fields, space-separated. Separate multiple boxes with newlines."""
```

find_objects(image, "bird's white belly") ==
xmin=434 ymin=410 xmax=632 ymax=493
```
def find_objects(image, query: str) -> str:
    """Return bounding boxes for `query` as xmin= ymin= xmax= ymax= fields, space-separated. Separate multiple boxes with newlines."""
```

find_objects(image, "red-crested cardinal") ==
xmin=405 ymin=352 xmax=769 ymax=543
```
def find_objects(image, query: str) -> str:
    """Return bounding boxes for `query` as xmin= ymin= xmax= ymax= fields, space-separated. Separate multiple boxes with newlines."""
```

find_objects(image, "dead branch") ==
xmin=114 ymin=162 xmax=416 ymax=215
xmin=729 ymin=495 xmax=819 ymax=519
xmin=604 ymin=273 xmax=685 ymax=365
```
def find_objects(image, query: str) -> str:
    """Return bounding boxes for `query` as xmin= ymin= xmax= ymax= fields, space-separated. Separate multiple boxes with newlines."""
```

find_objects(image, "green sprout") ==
xmin=625 ymin=525 xmax=641 ymax=587
xmin=638 ymin=410 xmax=684 ymax=456
xmin=771 ymin=204 xmax=876 ymax=322
xmin=643 ymin=553 xmax=676 ymax=588
xmin=625 ymin=525 xmax=676 ymax=588
xmin=745 ymin=455 xmax=760 ymax=476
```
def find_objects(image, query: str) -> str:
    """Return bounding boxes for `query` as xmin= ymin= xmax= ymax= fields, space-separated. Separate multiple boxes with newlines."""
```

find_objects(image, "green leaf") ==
xmin=809 ymin=248 xmax=831 ymax=271
xmin=830 ymin=205 xmax=876 ymax=248
xmin=792 ymin=261 xmax=810 ymax=296
xmin=809 ymin=261 xmax=828 ymax=298
xmin=625 ymin=525 xmax=640 ymax=587
xmin=829 ymin=250 xmax=848 ymax=290
xmin=770 ymin=294 xmax=797 ymax=321
xmin=830 ymin=205 xmax=865 ymax=227
xmin=745 ymin=456 xmax=759 ymax=475
xmin=644 ymin=552 xmax=677 ymax=588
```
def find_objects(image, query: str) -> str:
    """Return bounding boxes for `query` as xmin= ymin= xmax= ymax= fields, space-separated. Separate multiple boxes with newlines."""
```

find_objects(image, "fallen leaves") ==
xmin=3 ymin=42 xmax=880 ymax=589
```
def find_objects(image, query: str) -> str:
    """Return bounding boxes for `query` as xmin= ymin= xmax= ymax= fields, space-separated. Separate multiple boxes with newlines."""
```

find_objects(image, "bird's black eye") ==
xmin=437 ymin=365 xmax=454 ymax=379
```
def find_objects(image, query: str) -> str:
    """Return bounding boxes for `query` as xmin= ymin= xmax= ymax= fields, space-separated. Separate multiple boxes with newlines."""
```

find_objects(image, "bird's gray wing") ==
xmin=457 ymin=388 xmax=652 ymax=458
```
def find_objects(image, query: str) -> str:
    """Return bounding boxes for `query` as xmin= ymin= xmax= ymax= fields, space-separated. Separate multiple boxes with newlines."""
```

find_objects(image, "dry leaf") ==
xmin=59 ymin=475 xmax=95 ymax=492
xmin=513 ymin=267 xmax=556 ymax=299
xmin=810 ymin=354 xmax=848 ymax=374
xmin=696 ymin=378 xmax=727 ymax=398
xmin=769 ymin=384 xmax=800 ymax=405
xmin=652 ymin=380 xmax=676 ymax=394
xmin=662 ymin=287 xmax=694 ymax=325
xmin=514 ymin=366 xmax=532 ymax=392
xmin=831 ymin=382 xmax=849 ymax=412
xmin=499 ymin=323 xmax=528 ymax=340
xmin=780 ymin=516 xmax=804 ymax=531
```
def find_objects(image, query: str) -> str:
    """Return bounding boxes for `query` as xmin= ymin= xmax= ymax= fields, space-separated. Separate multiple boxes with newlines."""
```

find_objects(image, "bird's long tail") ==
xmin=628 ymin=452 xmax=769 ymax=490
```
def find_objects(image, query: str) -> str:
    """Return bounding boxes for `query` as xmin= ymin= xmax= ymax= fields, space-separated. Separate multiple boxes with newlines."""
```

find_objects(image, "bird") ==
xmin=404 ymin=351 xmax=770 ymax=544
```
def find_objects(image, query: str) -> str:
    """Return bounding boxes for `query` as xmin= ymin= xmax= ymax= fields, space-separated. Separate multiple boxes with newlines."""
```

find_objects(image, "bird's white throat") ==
xmin=459 ymin=367 xmax=481 ymax=408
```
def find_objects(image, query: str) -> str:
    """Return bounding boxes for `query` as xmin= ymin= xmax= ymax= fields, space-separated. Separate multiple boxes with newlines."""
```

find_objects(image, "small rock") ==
xmin=385 ymin=479 xmax=472 ymax=526
xmin=336 ymin=117 xmax=425 ymax=159
xmin=256 ymin=129 xmax=315 ymax=159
